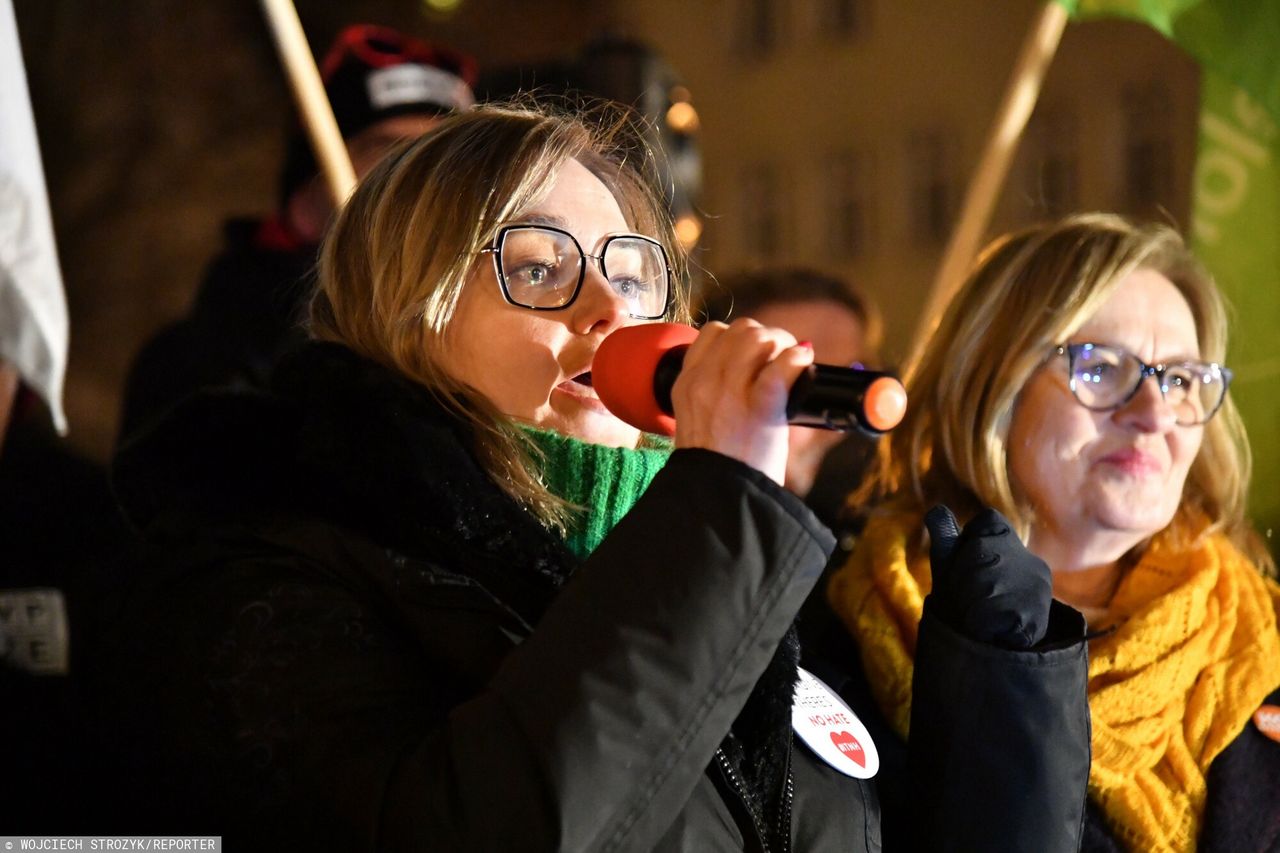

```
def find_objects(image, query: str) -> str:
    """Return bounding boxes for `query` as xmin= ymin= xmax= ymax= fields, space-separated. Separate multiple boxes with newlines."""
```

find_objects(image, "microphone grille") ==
xmin=593 ymin=323 xmax=698 ymax=436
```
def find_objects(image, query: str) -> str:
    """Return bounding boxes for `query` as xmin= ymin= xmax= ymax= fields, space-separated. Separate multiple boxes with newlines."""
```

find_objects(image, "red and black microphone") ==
xmin=592 ymin=323 xmax=908 ymax=437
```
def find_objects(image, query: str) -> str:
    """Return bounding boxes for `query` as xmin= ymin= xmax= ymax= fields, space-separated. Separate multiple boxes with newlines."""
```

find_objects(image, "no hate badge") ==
xmin=791 ymin=667 xmax=879 ymax=779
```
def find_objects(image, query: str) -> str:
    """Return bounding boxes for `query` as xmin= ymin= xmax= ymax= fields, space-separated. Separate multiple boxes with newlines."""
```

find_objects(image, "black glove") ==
xmin=923 ymin=505 xmax=1053 ymax=650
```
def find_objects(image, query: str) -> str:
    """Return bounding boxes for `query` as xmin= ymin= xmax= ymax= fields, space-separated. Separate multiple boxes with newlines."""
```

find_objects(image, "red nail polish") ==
xmin=798 ymin=340 xmax=814 ymax=350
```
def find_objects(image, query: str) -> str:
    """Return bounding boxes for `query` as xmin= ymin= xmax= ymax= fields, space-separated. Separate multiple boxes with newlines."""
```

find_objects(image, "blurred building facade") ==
xmin=15 ymin=0 xmax=605 ymax=456
xmin=16 ymin=0 xmax=1198 ymax=455
xmin=609 ymin=0 xmax=1199 ymax=361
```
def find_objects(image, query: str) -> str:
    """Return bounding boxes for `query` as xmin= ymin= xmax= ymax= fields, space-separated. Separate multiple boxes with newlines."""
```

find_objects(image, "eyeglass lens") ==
xmin=499 ymin=227 xmax=668 ymax=318
xmin=600 ymin=236 xmax=669 ymax=318
xmin=499 ymin=228 xmax=582 ymax=308
xmin=1069 ymin=344 xmax=1227 ymax=425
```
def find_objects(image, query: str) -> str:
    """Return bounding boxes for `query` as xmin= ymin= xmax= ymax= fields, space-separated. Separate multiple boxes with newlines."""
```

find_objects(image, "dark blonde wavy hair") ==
xmin=311 ymin=101 xmax=690 ymax=529
xmin=861 ymin=213 xmax=1272 ymax=573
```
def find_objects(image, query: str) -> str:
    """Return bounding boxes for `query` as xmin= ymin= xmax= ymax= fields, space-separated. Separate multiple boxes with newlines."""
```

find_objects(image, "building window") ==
xmin=734 ymin=0 xmax=782 ymax=57
xmin=908 ymin=130 xmax=955 ymax=245
xmin=823 ymin=150 xmax=871 ymax=260
xmin=1024 ymin=106 xmax=1079 ymax=216
xmin=813 ymin=0 xmax=863 ymax=39
xmin=740 ymin=162 xmax=784 ymax=262
xmin=1123 ymin=82 xmax=1174 ymax=214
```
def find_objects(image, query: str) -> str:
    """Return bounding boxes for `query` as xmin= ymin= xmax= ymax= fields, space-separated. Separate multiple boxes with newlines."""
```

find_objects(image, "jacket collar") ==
xmin=114 ymin=342 xmax=575 ymax=616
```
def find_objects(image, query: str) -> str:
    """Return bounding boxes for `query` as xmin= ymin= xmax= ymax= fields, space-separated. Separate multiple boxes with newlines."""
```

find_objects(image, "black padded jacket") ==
xmin=102 ymin=342 xmax=1089 ymax=852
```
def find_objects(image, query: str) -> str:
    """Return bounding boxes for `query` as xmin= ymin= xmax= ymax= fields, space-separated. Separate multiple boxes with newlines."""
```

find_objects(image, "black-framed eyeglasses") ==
xmin=479 ymin=224 xmax=672 ymax=320
xmin=1056 ymin=342 xmax=1232 ymax=426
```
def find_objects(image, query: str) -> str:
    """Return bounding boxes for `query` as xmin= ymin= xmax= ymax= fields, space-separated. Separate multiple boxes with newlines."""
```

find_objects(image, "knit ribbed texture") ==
xmin=826 ymin=506 xmax=929 ymax=740
xmin=522 ymin=428 xmax=672 ymax=560
xmin=827 ymin=509 xmax=1280 ymax=853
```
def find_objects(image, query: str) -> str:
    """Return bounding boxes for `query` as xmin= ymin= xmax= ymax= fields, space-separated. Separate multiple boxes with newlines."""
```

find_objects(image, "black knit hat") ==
xmin=278 ymin=24 xmax=478 ymax=204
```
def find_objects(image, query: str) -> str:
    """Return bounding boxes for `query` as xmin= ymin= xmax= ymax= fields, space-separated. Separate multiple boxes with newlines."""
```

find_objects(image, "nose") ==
xmin=570 ymin=266 xmax=632 ymax=337
xmin=1113 ymin=373 xmax=1178 ymax=433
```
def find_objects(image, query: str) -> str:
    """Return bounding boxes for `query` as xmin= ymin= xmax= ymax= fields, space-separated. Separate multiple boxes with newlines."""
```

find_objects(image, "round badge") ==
xmin=791 ymin=667 xmax=879 ymax=779
xmin=1254 ymin=704 xmax=1280 ymax=744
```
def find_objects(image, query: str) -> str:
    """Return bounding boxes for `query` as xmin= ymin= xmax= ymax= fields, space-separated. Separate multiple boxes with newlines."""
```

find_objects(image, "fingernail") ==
xmin=797 ymin=340 xmax=813 ymax=350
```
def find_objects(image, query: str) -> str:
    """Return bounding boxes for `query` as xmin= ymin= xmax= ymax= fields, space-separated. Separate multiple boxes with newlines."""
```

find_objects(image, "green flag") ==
xmin=1057 ymin=0 xmax=1280 ymax=548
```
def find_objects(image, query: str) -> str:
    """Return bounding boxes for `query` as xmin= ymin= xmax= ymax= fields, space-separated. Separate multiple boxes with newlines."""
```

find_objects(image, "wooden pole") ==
xmin=907 ymin=1 xmax=1069 ymax=365
xmin=259 ymin=0 xmax=357 ymax=207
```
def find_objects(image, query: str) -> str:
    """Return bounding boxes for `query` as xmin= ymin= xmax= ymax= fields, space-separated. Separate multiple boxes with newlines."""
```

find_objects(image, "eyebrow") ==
xmin=508 ymin=212 xmax=571 ymax=229
xmin=1069 ymin=340 xmax=1207 ymax=364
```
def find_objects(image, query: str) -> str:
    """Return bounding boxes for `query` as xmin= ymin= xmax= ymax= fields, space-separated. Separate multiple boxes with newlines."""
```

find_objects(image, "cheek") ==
xmin=1010 ymin=439 xmax=1074 ymax=516
xmin=466 ymin=326 xmax=558 ymax=414
xmin=1168 ymin=427 xmax=1203 ymax=485
xmin=440 ymin=298 xmax=552 ymax=414
xmin=1007 ymin=381 xmax=1098 ymax=509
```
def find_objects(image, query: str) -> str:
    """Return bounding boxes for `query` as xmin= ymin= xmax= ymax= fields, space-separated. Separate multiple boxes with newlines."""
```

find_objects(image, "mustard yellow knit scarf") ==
xmin=827 ymin=509 xmax=1280 ymax=853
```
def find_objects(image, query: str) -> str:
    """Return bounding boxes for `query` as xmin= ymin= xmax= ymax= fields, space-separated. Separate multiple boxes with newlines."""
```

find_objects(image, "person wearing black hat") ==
xmin=118 ymin=24 xmax=476 ymax=442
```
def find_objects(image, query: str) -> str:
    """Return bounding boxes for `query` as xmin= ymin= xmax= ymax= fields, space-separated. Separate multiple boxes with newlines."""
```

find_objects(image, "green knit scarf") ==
xmin=522 ymin=427 xmax=672 ymax=561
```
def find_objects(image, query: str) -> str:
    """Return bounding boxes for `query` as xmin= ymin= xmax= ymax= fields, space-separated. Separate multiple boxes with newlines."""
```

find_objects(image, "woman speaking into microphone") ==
xmin=110 ymin=102 xmax=1087 ymax=851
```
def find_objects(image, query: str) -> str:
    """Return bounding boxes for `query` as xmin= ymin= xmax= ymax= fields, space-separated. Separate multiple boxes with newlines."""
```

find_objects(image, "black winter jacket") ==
xmin=104 ymin=343 xmax=1089 ymax=851
xmin=801 ymin=549 xmax=1280 ymax=853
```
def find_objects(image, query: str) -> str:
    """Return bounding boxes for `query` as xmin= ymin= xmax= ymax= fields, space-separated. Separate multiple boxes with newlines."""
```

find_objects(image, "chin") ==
xmin=1090 ymin=477 xmax=1180 ymax=528
xmin=1089 ymin=503 xmax=1178 ymax=541
xmin=553 ymin=415 xmax=642 ymax=448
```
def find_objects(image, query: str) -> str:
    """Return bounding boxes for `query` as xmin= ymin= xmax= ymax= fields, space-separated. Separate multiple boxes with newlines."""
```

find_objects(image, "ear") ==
xmin=285 ymin=176 xmax=335 ymax=245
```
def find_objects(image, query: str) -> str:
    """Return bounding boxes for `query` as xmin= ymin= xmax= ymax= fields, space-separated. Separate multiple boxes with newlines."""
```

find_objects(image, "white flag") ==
xmin=0 ymin=0 xmax=68 ymax=432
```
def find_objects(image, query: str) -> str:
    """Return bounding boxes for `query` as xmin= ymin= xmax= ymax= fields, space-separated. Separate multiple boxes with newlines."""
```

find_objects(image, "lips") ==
xmin=555 ymin=370 xmax=608 ymax=413
xmin=560 ymin=370 xmax=593 ymax=392
xmin=1097 ymin=447 xmax=1163 ymax=476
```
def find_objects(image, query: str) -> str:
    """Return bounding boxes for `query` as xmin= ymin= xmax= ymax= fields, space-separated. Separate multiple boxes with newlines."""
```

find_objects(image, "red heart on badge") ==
xmin=830 ymin=730 xmax=865 ymax=767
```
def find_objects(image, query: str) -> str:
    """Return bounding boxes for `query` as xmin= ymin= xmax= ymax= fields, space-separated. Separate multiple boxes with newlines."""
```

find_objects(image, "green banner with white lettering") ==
xmin=1193 ymin=72 xmax=1280 ymax=546
xmin=1057 ymin=0 xmax=1280 ymax=548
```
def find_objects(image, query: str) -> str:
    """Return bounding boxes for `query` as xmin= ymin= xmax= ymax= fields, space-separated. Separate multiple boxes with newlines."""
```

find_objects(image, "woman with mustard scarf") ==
xmin=825 ymin=214 xmax=1280 ymax=852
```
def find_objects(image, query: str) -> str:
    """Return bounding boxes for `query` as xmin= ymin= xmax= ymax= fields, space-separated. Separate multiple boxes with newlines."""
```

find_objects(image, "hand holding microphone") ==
xmin=666 ymin=321 xmax=814 ymax=485
xmin=593 ymin=322 xmax=907 ymax=434
xmin=592 ymin=321 xmax=908 ymax=485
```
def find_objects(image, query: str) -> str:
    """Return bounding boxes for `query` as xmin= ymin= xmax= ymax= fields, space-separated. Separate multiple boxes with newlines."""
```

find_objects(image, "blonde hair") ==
xmin=864 ymin=213 xmax=1271 ymax=572
xmin=311 ymin=101 xmax=690 ymax=529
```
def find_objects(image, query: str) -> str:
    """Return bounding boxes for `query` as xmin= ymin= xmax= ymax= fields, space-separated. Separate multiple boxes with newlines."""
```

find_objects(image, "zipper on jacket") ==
xmin=774 ymin=736 xmax=794 ymax=853
xmin=713 ymin=747 xmax=794 ymax=853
